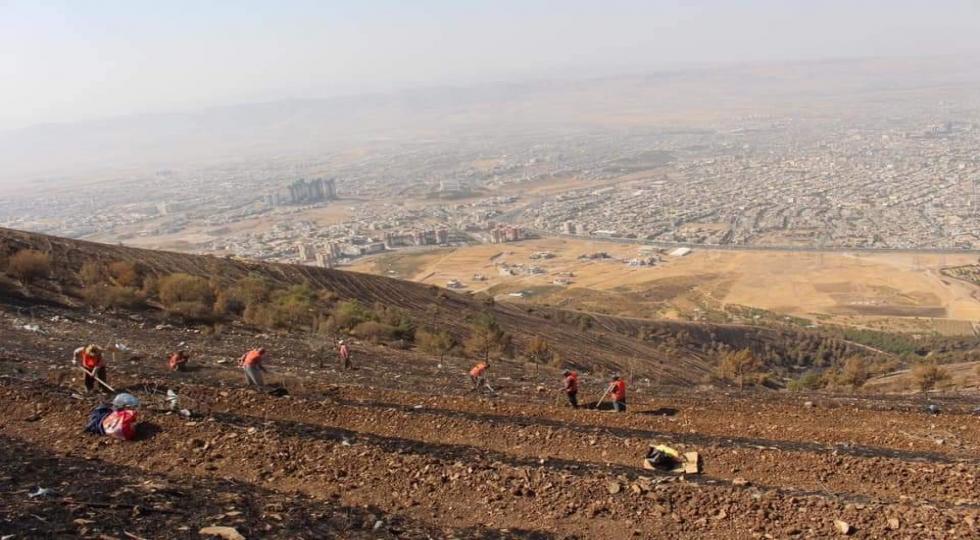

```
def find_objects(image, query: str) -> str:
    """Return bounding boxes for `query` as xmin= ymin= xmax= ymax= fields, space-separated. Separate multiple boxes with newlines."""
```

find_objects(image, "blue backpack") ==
xmin=84 ymin=405 xmax=113 ymax=435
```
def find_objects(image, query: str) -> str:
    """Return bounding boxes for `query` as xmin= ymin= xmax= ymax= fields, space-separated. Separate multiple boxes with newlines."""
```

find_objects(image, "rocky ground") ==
xmin=1 ymin=305 xmax=978 ymax=539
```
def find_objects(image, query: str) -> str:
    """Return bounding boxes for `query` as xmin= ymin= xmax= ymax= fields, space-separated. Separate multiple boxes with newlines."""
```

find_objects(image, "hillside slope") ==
xmin=0 ymin=227 xmax=864 ymax=384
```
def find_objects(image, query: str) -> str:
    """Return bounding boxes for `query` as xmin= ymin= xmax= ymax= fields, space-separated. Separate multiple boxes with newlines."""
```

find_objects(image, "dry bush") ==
xmin=158 ymin=273 xmax=214 ymax=319
xmin=79 ymin=261 xmax=106 ymax=285
xmin=83 ymin=284 xmax=141 ymax=309
xmin=527 ymin=336 xmax=552 ymax=364
xmin=0 ymin=274 xmax=18 ymax=294
xmin=6 ymin=249 xmax=51 ymax=283
xmin=837 ymin=356 xmax=869 ymax=390
xmin=716 ymin=348 xmax=764 ymax=389
xmin=416 ymin=328 xmax=455 ymax=360
xmin=352 ymin=320 xmax=398 ymax=343
xmin=107 ymin=261 xmax=142 ymax=287
xmin=911 ymin=361 xmax=951 ymax=393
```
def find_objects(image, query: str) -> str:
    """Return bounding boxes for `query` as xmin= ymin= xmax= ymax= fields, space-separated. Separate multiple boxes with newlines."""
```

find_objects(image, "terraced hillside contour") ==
xmin=0 ymin=308 xmax=978 ymax=539
xmin=0 ymin=227 xmax=866 ymax=384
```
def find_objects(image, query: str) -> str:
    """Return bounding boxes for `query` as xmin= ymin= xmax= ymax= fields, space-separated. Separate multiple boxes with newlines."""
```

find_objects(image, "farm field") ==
xmin=350 ymin=239 xmax=980 ymax=334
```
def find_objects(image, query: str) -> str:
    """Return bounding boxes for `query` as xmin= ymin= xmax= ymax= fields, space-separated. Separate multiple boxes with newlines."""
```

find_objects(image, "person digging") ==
xmin=239 ymin=347 xmax=269 ymax=389
xmin=469 ymin=361 xmax=493 ymax=393
xmin=72 ymin=344 xmax=111 ymax=394
xmin=168 ymin=350 xmax=190 ymax=372
xmin=597 ymin=374 xmax=627 ymax=412
xmin=562 ymin=370 xmax=579 ymax=409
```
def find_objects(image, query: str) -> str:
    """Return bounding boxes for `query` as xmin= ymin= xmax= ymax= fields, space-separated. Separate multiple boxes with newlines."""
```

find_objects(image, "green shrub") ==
xmin=787 ymin=370 xmax=825 ymax=392
xmin=332 ymin=300 xmax=374 ymax=331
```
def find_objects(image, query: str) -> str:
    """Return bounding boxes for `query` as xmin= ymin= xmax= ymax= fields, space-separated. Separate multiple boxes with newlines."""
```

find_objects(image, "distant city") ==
xmin=1 ymin=81 xmax=978 ymax=266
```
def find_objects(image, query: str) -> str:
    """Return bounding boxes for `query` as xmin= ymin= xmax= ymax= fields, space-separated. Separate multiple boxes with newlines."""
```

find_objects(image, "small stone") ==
xmin=887 ymin=518 xmax=900 ymax=530
xmin=199 ymin=526 xmax=245 ymax=540
xmin=733 ymin=477 xmax=751 ymax=487
xmin=606 ymin=481 xmax=621 ymax=495
xmin=833 ymin=520 xmax=852 ymax=535
xmin=803 ymin=401 xmax=815 ymax=408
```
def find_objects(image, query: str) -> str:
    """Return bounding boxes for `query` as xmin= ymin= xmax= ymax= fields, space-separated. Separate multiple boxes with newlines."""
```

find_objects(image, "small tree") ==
xmin=464 ymin=313 xmax=510 ymax=362
xmin=838 ymin=356 xmax=869 ymax=390
xmin=911 ymin=361 xmax=951 ymax=393
xmin=417 ymin=328 xmax=455 ymax=361
xmin=527 ymin=336 xmax=551 ymax=364
xmin=6 ymin=249 xmax=51 ymax=283
xmin=716 ymin=348 xmax=763 ymax=389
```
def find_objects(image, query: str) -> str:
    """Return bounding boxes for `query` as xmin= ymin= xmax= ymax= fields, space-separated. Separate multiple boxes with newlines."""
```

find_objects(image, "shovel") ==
xmin=78 ymin=366 xmax=115 ymax=393
xmin=594 ymin=388 xmax=611 ymax=409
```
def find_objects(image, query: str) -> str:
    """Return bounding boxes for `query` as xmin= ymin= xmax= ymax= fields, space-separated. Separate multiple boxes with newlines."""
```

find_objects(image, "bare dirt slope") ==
xmin=1 ymin=306 xmax=979 ymax=539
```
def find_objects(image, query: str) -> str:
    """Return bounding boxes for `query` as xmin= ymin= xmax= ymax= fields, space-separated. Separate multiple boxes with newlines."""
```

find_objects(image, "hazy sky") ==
xmin=2 ymin=0 xmax=979 ymax=130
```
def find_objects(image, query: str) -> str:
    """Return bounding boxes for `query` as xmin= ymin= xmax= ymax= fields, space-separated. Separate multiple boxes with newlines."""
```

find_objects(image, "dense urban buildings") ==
xmin=1 ymin=94 xmax=978 ymax=264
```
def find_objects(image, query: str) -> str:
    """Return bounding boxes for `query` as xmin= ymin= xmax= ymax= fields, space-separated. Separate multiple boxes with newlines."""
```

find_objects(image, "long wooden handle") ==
xmin=79 ymin=366 xmax=115 ymax=393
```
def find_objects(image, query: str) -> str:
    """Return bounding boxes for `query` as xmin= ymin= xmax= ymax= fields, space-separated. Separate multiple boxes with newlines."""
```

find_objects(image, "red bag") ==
xmin=101 ymin=409 xmax=138 ymax=440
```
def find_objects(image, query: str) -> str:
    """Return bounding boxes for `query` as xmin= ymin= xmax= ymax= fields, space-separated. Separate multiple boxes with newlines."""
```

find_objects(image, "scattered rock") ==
xmin=833 ymin=520 xmax=852 ymax=535
xmin=803 ymin=401 xmax=815 ymax=408
xmin=887 ymin=518 xmax=900 ymax=530
xmin=606 ymin=481 xmax=621 ymax=495
xmin=733 ymin=478 xmax=751 ymax=487
xmin=199 ymin=526 xmax=246 ymax=540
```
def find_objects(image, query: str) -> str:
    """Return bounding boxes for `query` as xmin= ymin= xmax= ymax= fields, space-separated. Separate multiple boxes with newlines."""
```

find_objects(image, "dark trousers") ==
xmin=84 ymin=366 xmax=108 ymax=393
xmin=613 ymin=400 xmax=627 ymax=412
xmin=567 ymin=391 xmax=579 ymax=408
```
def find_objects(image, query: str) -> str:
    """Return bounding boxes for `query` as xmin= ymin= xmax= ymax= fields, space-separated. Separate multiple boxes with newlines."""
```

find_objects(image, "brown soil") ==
xmin=1 ymin=306 xmax=978 ymax=539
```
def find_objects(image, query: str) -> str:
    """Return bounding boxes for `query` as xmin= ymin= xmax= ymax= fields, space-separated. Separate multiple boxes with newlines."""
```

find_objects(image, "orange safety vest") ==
xmin=565 ymin=373 xmax=578 ymax=393
xmin=611 ymin=380 xmax=626 ymax=401
xmin=82 ymin=352 xmax=102 ymax=370
xmin=242 ymin=350 xmax=263 ymax=367
xmin=168 ymin=352 xmax=188 ymax=369
xmin=470 ymin=363 xmax=487 ymax=377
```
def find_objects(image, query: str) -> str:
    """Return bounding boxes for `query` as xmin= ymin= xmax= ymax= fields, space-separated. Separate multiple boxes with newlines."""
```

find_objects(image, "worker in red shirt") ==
xmin=239 ymin=347 xmax=268 ymax=389
xmin=469 ymin=362 xmax=489 ymax=392
xmin=338 ymin=339 xmax=352 ymax=370
xmin=607 ymin=375 xmax=627 ymax=412
xmin=72 ymin=344 xmax=109 ymax=393
xmin=562 ymin=370 xmax=579 ymax=408
xmin=168 ymin=350 xmax=190 ymax=372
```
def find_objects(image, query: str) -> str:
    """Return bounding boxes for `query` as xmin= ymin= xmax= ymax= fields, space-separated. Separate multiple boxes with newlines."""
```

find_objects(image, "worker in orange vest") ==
xmin=168 ymin=350 xmax=190 ymax=372
xmin=469 ymin=361 xmax=489 ymax=392
xmin=338 ymin=339 xmax=352 ymax=370
xmin=562 ymin=370 xmax=579 ymax=408
xmin=606 ymin=375 xmax=627 ymax=412
xmin=239 ymin=347 xmax=268 ymax=389
xmin=73 ymin=344 xmax=109 ymax=393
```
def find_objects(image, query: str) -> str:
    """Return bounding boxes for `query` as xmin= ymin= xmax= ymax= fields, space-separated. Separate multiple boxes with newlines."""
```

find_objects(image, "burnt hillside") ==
xmin=0 ymin=227 xmax=861 ymax=383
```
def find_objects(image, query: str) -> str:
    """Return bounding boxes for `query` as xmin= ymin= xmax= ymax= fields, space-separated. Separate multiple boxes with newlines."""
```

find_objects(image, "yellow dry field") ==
xmin=348 ymin=238 xmax=980 ymax=333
